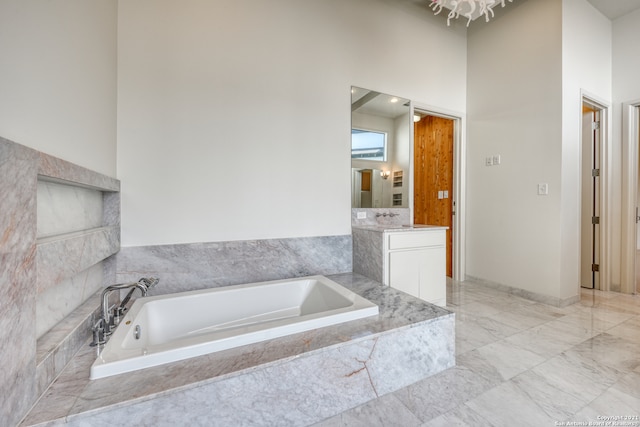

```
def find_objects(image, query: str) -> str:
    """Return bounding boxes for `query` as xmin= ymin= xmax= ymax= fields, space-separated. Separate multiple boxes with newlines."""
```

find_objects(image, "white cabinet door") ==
xmin=388 ymin=246 xmax=446 ymax=305
xmin=418 ymin=246 xmax=446 ymax=305
xmin=388 ymin=250 xmax=422 ymax=299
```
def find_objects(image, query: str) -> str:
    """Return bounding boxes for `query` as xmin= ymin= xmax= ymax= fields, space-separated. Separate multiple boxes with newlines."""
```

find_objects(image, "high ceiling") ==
xmin=585 ymin=0 xmax=640 ymax=20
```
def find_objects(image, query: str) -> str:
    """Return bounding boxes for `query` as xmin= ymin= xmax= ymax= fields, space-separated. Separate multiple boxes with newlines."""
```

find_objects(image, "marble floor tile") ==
xmin=504 ymin=320 xmax=594 ymax=359
xmin=464 ymin=381 xmax=556 ymax=427
xmin=476 ymin=292 xmax=538 ymax=310
xmin=606 ymin=315 xmax=640 ymax=342
xmin=486 ymin=304 xmax=565 ymax=331
xmin=511 ymin=369 xmax=591 ymax=421
xmin=553 ymin=311 xmax=620 ymax=335
xmin=565 ymin=333 xmax=640 ymax=373
xmin=527 ymin=351 xmax=622 ymax=404
xmin=610 ymin=370 xmax=640 ymax=401
xmin=598 ymin=297 xmax=640 ymax=315
xmin=446 ymin=301 xmax=505 ymax=320
xmin=457 ymin=339 xmax=546 ymax=382
xmin=572 ymin=304 xmax=636 ymax=324
xmin=421 ymin=404 xmax=493 ymax=427
xmin=571 ymin=387 xmax=640 ymax=422
xmin=312 ymin=393 xmax=422 ymax=427
xmin=393 ymin=364 xmax=499 ymax=422
xmin=455 ymin=315 xmax=520 ymax=354
xmin=325 ymin=279 xmax=640 ymax=427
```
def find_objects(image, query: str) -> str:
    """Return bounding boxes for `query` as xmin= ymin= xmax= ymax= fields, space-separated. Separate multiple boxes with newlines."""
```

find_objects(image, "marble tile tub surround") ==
xmin=1 ymin=137 xmax=39 ymax=427
xmin=0 ymin=136 xmax=120 ymax=427
xmin=37 ymin=180 xmax=103 ymax=238
xmin=316 ymin=279 xmax=640 ymax=426
xmin=351 ymin=207 xmax=409 ymax=227
xmin=352 ymin=227 xmax=384 ymax=283
xmin=20 ymin=273 xmax=455 ymax=427
xmin=35 ymin=262 xmax=104 ymax=338
xmin=115 ymin=235 xmax=352 ymax=295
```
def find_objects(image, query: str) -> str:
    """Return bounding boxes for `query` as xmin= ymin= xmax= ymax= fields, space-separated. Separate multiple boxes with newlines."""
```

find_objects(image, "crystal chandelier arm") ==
xmin=430 ymin=0 xmax=513 ymax=26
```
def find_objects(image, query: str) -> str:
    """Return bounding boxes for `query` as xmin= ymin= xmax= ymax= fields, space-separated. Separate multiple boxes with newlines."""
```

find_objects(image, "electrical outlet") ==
xmin=356 ymin=211 xmax=366 ymax=219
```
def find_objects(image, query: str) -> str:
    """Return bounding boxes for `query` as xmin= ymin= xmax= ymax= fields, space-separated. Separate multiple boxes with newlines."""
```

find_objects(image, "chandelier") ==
xmin=431 ymin=0 xmax=514 ymax=27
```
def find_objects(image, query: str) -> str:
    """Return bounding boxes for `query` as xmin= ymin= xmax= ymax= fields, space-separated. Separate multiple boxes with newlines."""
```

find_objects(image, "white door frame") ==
xmin=410 ymin=102 xmax=466 ymax=282
xmin=621 ymin=99 xmax=640 ymax=294
xmin=580 ymin=91 xmax=611 ymax=292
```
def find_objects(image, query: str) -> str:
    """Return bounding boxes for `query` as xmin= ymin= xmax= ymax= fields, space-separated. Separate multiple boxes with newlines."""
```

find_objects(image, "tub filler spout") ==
xmin=90 ymin=277 xmax=160 ymax=347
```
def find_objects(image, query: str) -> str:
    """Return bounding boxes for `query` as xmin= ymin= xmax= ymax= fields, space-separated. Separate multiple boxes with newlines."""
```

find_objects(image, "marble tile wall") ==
xmin=0 ymin=136 xmax=120 ymax=427
xmin=0 ymin=137 xmax=39 ymax=427
xmin=35 ymin=262 xmax=104 ymax=338
xmin=351 ymin=207 xmax=410 ymax=227
xmin=116 ymin=235 xmax=353 ymax=295
xmin=36 ymin=227 xmax=120 ymax=296
xmin=352 ymin=227 xmax=384 ymax=283
xmin=37 ymin=180 xmax=103 ymax=238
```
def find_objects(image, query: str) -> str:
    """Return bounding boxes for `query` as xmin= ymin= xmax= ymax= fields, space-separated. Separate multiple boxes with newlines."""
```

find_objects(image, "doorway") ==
xmin=413 ymin=111 xmax=455 ymax=277
xmin=580 ymin=103 xmax=601 ymax=289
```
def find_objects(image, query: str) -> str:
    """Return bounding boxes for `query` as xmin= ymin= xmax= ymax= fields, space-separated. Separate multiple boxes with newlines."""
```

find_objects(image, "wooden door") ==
xmin=414 ymin=115 xmax=454 ymax=277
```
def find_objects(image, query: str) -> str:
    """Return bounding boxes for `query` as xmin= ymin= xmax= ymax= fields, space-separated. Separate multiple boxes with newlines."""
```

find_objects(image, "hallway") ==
xmin=316 ymin=279 xmax=640 ymax=426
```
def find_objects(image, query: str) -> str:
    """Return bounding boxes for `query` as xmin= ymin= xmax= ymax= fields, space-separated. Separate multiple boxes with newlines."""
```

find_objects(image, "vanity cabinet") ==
xmin=384 ymin=228 xmax=446 ymax=306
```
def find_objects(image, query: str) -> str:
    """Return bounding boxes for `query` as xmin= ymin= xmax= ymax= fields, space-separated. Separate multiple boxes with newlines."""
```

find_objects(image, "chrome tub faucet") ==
xmin=91 ymin=277 xmax=159 ymax=346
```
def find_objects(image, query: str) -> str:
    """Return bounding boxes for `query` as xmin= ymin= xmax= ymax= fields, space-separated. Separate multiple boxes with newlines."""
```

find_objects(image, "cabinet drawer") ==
xmin=388 ymin=230 xmax=445 ymax=250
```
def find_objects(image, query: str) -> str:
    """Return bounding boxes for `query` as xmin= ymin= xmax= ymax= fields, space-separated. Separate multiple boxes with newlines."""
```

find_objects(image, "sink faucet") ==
xmin=91 ymin=277 xmax=159 ymax=346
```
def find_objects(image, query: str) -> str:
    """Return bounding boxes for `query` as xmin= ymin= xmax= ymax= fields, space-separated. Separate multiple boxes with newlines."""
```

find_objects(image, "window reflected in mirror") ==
xmin=351 ymin=129 xmax=386 ymax=161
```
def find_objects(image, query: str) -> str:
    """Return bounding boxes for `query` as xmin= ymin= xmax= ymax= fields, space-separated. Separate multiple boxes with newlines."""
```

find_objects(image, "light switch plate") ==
xmin=537 ymin=183 xmax=549 ymax=195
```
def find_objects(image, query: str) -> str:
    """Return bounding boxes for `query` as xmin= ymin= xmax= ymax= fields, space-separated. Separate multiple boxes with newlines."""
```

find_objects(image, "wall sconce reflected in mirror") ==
xmin=381 ymin=170 xmax=391 ymax=180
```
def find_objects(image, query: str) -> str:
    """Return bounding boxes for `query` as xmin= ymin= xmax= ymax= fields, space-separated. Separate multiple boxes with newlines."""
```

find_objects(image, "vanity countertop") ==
xmin=352 ymin=224 xmax=448 ymax=233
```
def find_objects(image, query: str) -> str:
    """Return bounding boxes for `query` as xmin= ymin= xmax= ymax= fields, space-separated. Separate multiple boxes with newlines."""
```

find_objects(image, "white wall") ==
xmin=613 ymin=9 xmax=640 ymax=101
xmin=466 ymin=0 xmax=566 ymax=298
xmin=0 ymin=0 xmax=117 ymax=177
xmin=117 ymin=0 xmax=467 ymax=247
xmin=561 ymin=0 xmax=612 ymax=293
xmin=613 ymin=10 xmax=640 ymax=253
xmin=466 ymin=0 xmax=613 ymax=301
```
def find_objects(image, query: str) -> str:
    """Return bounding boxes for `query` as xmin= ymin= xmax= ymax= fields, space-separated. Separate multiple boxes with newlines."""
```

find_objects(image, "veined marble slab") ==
xmin=0 ymin=136 xmax=120 ymax=427
xmin=352 ymin=227 xmax=384 ymax=283
xmin=38 ymin=155 xmax=119 ymax=193
xmin=20 ymin=273 xmax=455 ymax=427
xmin=0 ymin=137 xmax=39 ymax=427
xmin=37 ymin=180 xmax=103 ymax=239
xmin=115 ymin=235 xmax=352 ymax=296
xmin=36 ymin=262 xmax=104 ymax=339
xmin=36 ymin=226 xmax=120 ymax=294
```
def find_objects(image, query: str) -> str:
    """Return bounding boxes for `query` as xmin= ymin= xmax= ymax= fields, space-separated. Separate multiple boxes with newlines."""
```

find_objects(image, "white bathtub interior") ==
xmin=91 ymin=275 xmax=379 ymax=379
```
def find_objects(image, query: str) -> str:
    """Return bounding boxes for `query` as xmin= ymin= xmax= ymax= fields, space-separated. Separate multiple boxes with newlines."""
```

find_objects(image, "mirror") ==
xmin=351 ymin=87 xmax=411 ymax=208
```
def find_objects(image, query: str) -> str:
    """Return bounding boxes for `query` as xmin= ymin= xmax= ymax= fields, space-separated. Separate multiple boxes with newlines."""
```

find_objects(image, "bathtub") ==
xmin=90 ymin=275 xmax=379 ymax=379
